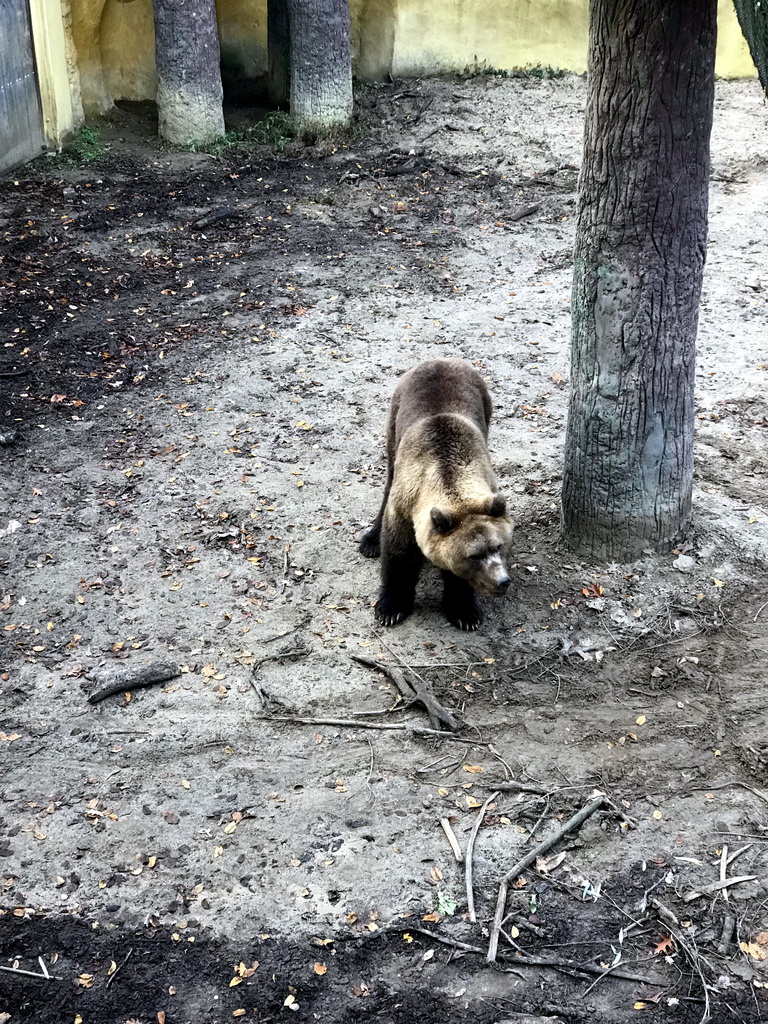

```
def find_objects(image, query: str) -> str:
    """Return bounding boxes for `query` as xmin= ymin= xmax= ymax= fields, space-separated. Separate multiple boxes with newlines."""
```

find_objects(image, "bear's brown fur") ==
xmin=360 ymin=359 xmax=513 ymax=630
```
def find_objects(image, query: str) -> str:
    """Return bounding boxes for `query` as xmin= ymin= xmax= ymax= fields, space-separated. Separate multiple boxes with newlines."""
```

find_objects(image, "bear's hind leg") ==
xmin=442 ymin=572 xmax=482 ymax=631
xmin=375 ymin=524 xmax=422 ymax=626
xmin=359 ymin=462 xmax=394 ymax=559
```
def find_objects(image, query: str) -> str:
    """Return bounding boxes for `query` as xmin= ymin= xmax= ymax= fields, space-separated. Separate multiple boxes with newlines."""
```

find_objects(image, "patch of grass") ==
xmin=188 ymin=112 xmax=300 ymax=156
xmin=463 ymin=61 xmax=566 ymax=80
xmin=50 ymin=124 xmax=106 ymax=166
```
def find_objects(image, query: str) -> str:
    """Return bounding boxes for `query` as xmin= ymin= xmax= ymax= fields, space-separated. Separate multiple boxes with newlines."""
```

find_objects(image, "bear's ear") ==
xmin=488 ymin=494 xmax=506 ymax=517
xmin=430 ymin=507 xmax=454 ymax=534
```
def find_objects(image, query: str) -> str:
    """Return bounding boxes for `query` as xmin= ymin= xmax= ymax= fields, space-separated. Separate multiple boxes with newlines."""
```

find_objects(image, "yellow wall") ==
xmin=29 ymin=0 xmax=82 ymax=149
xmin=391 ymin=0 xmax=755 ymax=78
xmin=67 ymin=0 xmax=757 ymax=115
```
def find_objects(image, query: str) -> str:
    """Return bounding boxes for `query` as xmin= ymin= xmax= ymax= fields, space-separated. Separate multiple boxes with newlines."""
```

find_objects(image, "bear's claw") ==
xmin=374 ymin=594 xmax=412 ymax=626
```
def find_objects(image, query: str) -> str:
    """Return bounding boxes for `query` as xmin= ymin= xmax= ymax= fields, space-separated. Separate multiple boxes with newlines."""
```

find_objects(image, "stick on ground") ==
xmin=266 ymin=714 xmax=487 ymax=745
xmin=487 ymin=795 xmax=607 ymax=962
xmin=87 ymin=660 xmax=181 ymax=704
xmin=466 ymin=790 xmax=499 ymax=922
xmin=439 ymin=817 xmax=464 ymax=862
xmin=351 ymin=654 xmax=459 ymax=731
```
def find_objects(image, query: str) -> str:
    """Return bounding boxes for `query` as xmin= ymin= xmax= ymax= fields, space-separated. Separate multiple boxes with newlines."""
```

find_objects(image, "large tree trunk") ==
xmin=561 ymin=0 xmax=717 ymax=560
xmin=287 ymin=0 xmax=352 ymax=131
xmin=152 ymin=0 xmax=224 ymax=146
xmin=267 ymin=0 xmax=290 ymax=107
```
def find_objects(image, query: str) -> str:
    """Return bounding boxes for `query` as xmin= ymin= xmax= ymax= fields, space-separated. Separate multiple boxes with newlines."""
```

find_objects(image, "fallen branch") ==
xmin=412 ymin=928 xmax=661 ymax=985
xmin=477 ymin=779 xmax=548 ymax=795
xmin=650 ymin=899 xmax=712 ymax=1024
xmin=508 ymin=204 xmax=540 ymax=223
xmin=487 ymin=795 xmax=607 ymax=962
xmin=0 ymin=964 xmax=62 ymax=981
xmin=439 ymin=817 xmax=464 ymax=862
xmin=683 ymin=874 xmax=757 ymax=903
xmin=87 ymin=660 xmax=180 ymax=704
xmin=190 ymin=207 xmax=241 ymax=229
xmin=352 ymin=654 xmax=459 ymax=732
xmin=466 ymin=790 xmax=499 ymax=922
xmin=265 ymin=715 xmax=487 ymax=745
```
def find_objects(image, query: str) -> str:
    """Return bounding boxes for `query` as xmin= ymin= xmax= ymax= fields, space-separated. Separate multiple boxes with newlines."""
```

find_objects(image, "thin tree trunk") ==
xmin=152 ymin=0 xmax=224 ymax=146
xmin=267 ymin=0 xmax=290 ymax=107
xmin=561 ymin=0 xmax=717 ymax=560
xmin=287 ymin=0 xmax=352 ymax=131
xmin=733 ymin=0 xmax=768 ymax=95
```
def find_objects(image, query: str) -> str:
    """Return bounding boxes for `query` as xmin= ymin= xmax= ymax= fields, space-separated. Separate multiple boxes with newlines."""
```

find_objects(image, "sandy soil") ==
xmin=2 ymin=73 xmax=768 ymax=1024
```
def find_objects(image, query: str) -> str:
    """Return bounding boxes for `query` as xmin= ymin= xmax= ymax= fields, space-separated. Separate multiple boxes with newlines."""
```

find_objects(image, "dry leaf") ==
xmin=313 ymin=963 xmax=327 ymax=975
xmin=741 ymin=941 xmax=767 ymax=961
xmin=230 ymin=977 xmax=242 ymax=987
xmin=462 ymin=764 xmax=484 ymax=774
xmin=653 ymin=934 xmax=674 ymax=955
xmin=158 ymin=1013 xmax=166 ymax=1024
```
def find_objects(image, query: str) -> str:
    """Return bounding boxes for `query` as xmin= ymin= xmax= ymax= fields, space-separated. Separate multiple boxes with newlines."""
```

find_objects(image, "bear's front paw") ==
xmin=374 ymin=591 xmax=413 ymax=627
xmin=359 ymin=528 xmax=381 ymax=559
xmin=444 ymin=596 xmax=482 ymax=631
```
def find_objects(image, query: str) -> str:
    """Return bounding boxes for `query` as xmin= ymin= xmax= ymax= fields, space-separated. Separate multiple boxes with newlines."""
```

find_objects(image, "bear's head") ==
xmin=423 ymin=494 xmax=514 ymax=597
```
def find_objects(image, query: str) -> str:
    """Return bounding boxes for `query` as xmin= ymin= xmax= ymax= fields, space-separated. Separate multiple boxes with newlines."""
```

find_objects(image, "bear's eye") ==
xmin=469 ymin=551 xmax=486 ymax=562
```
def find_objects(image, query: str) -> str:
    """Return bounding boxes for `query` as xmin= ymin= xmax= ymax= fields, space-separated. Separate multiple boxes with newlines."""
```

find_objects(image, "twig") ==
xmin=487 ymin=795 xmax=607 ymax=963
xmin=352 ymin=654 xmax=459 ymax=732
xmin=686 ymin=780 xmax=768 ymax=806
xmin=683 ymin=875 xmax=756 ymax=902
xmin=105 ymin=947 xmax=132 ymax=989
xmin=465 ymin=790 xmax=499 ymax=922
xmin=720 ymin=845 xmax=729 ymax=903
xmin=87 ymin=660 xmax=180 ymax=704
xmin=372 ymin=926 xmax=661 ymax=986
xmin=405 ymin=927 xmax=487 ymax=955
xmin=487 ymin=744 xmax=514 ymax=780
xmin=523 ymin=795 xmax=551 ymax=844
xmin=725 ymin=843 xmax=752 ymax=867
xmin=265 ymin=715 xmax=487 ymax=745
xmin=439 ymin=818 xmax=464 ymax=862
xmin=263 ymin=615 xmax=311 ymax=643
xmin=650 ymin=900 xmax=712 ymax=1024
xmin=477 ymin=779 xmax=548 ymax=795
xmin=0 ymin=964 xmax=63 ymax=981
xmin=753 ymin=601 xmax=768 ymax=622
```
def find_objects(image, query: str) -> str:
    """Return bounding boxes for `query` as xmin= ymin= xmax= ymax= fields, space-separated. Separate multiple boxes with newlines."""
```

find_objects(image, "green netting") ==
xmin=733 ymin=0 xmax=768 ymax=94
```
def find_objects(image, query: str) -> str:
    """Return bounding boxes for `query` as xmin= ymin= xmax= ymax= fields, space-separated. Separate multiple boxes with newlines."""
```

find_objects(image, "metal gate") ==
xmin=0 ymin=0 xmax=44 ymax=173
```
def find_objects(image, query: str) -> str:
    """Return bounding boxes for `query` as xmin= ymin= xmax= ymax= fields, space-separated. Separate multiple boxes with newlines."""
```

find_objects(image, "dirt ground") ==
xmin=2 ymin=72 xmax=768 ymax=1024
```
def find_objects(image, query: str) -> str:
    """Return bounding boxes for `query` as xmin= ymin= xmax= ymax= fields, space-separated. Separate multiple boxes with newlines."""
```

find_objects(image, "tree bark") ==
xmin=267 ymin=0 xmax=290 ymax=107
xmin=732 ymin=0 xmax=768 ymax=95
xmin=561 ymin=0 xmax=717 ymax=560
xmin=152 ymin=0 xmax=224 ymax=146
xmin=287 ymin=0 xmax=352 ymax=131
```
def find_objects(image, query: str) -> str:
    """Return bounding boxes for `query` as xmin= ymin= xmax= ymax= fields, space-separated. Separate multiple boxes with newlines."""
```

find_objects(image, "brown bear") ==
xmin=360 ymin=359 xmax=513 ymax=630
